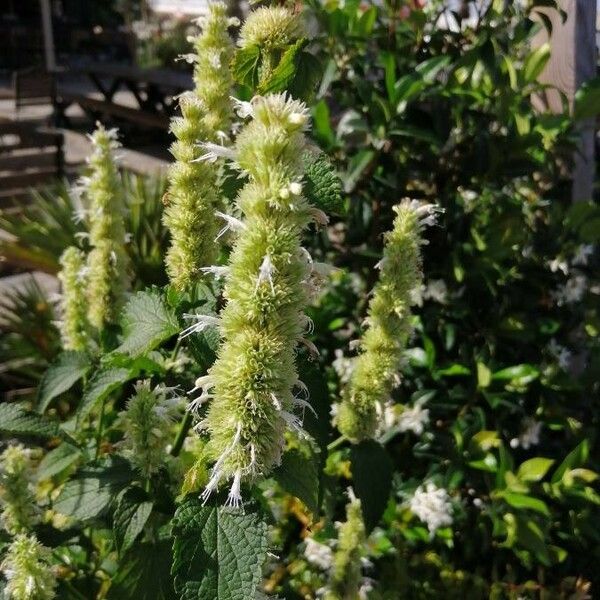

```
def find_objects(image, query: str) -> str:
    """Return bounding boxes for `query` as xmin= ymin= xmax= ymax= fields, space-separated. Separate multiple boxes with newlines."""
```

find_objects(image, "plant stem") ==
xmin=327 ymin=435 xmax=347 ymax=452
xmin=170 ymin=412 xmax=193 ymax=457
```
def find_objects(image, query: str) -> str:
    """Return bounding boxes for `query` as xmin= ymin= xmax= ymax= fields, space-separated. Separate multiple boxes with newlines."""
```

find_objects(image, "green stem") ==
xmin=170 ymin=337 xmax=182 ymax=361
xmin=327 ymin=435 xmax=348 ymax=452
xmin=170 ymin=412 xmax=193 ymax=457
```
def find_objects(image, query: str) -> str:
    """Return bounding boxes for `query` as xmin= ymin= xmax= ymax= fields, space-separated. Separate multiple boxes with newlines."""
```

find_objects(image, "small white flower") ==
xmin=510 ymin=418 xmax=542 ymax=450
xmin=422 ymin=279 xmax=448 ymax=304
xmin=332 ymin=350 xmax=354 ymax=385
xmin=180 ymin=314 xmax=220 ymax=339
xmin=572 ymin=244 xmax=594 ymax=267
xmin=304 ymin=538 xmax=333 ymax=570
xmin=409 ymin=482 xmax=453 ymax=534
xmin=215 ymin=211 xmax=246 ymax=240
xmin=256 ymin=254 xmax=277 ymax=293
xmin=548 ymin=338 xmax=572 ymax=371
xmin=289 ymin=182 xmax=303 ymax=195
xmin=194 ymin=142 xmax=237 ymax=163
xmin=548 ymin=257 xmax=569 ymax=275
xmin=397 ymin=400 xmax=430 ymax=435
xmin=554 ymin=274 xmax=587 ymax=305
xmin=231 ymin=97 xmax=254 ymax=119
xmin=200 ymin=265 xmax=230 ymax=280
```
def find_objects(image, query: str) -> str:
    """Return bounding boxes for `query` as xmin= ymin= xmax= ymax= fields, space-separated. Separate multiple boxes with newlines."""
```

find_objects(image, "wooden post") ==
xmin=39 ymin=0 xmax=56 ymax=72
xmin=533 ymin=0 xmax=597 ymax=202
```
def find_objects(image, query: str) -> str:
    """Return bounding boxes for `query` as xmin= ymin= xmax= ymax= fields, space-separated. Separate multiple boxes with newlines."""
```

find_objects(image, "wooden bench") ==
xmin=12 ymin=67 xmax=56 ymax=118
xmin=56 ymin=92 xmax=170 ymax=131
xmin=0 ymin=122 xmax=64 ymax=203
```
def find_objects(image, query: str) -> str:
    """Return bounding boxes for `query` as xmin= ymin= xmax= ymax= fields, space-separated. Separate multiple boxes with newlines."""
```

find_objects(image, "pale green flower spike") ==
xmin=57 ymin=246 xmax=89 ymax=351
xmin=1 ymin=534 xmax=57 ymax=600
xmin=238 ymin=5 xmax=305 ymax=86
xmin=336 ymin=200 xmax=440 ymax=442
xmin=163 ymin=2 xmax=235 ymax=290
xmin=324 ymin=492 xmax=366 ymax=600
xmin=83 ymin=124 xmax=129 ymax=329
xmin=118 ymin=381 xmax=182 ymax=478
xmin=195 ymin=93 xmax=325 ymax=507
xmin=0 ymin=445 xmax=40 ymax=535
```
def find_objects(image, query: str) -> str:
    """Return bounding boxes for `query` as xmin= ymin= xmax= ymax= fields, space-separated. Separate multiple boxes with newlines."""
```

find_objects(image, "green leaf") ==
xmin=499 ymin=492 xmax=550 ymax=516
xmin=54 ymin=459 xmax=133 ymax=521
xmin=523 ymin=43 xmax=550 ymax=82
xmin=108 ymin=539 xmax=175 ymax=600
xmin=552 ymin=440 xmax=589 ymax=484
xmin=415 ymin=55 xmax=451 ymax=83
xmin=37 ymin=444 xmax=81 ymax=480
xmin=517 ymin=458 xmax=554 ymax=482
xmin=575 ymin=77 xmax=600 ymax=119
xmin=0 ymin=403 xmax=60 ymax=438
xmin=273 ymin=449 xmax=319 ymax=515
xmin=477 ymin=362 xmax=492 ymax=388
xmin=260 ymin=39 xmax=315 ymax=97
xmin=232 ymin=44 xmax=261 ymax=89
xmin=351 ymin=441 xmax=393 ymax=532
xmin=172 ymin=496 xmax=268 ymax=600
xmin=114 ymin=487 xmax=154 ymax=554
xmin=116 ymin=291 xmax=179 ymax=358
xmin=78 ymin=367 xmax=136 ymax=421
xmin=343 ymin=149 xmax=375 ymax=193
xmin=491 ymin=364 xmax=539 ymax=385
xmin=37 ymin=351 xmax=91 ymax=413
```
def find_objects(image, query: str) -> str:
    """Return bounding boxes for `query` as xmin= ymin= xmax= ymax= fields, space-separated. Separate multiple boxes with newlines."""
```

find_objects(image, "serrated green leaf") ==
xmin=37 ymin=351 xmax=91 ymax=413
xmin=517 ymin=458 xmax=554 ymax=482
xmin=232 ymin=44 xmax=261 ymax=89
xmin=351 ymin=441 xmax=392 ymax=532
xmin=172 ymin=496 xmax=268 ymax=600
xmin=54 ymin=459 xmax=133 ymax=521
xmin=0 ymin=403 xmax=60 ymax=438
xmin=37 ymin=444 xmax=81 ymax=480
xmin=114 ymin=487 xmax=154 ymax=554
xmin=108 ymin=539 xmax=176 ymax=600
xmin=116 ymin=291 xmax=179 ymax=358
xmin=259 ymin=38 xmax=321 ymax=100
xmin=273 ymin=449 xmax=319 ymax=515
xmin=78 ymin=367 xmax=135 ymax=421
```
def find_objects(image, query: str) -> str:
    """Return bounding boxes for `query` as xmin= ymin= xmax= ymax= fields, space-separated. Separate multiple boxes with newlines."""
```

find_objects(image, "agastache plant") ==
xmin=0 ymin=445 xmax=40 ymax=535
xmin=57 ymin=246 xmax=89 ymax=351
xmin=83 ymin=124 xmax=129 ymax=330
xmin=336 ymin=200 xmax=440 ymax=442
xmin=117 ymin=381 xmax=182 ymax=478
xmin=238 ymin=5 xmax=304 ymax=87
xmin=1 ymin=534 xmax=57 ymax=600
xmin=191 ymin=93 xmax=326 ymax=507
xmin=163 ymin=2 xmax=235 ymax=290
xmin=324 ymin=491 xmax=367 ymax=600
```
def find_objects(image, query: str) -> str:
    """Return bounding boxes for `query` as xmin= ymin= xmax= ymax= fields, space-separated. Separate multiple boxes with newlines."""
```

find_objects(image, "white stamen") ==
xmin=293 ymin=396 xmax=317 ymax=418
xmin=180 ymin=314 xmax=220 ymax=339
xmin=270 ymin=393 xmax=282 ymax=410
xmin=281 ymin=410 xmax=309 ymax=439
xmin=215 ymin=211 xmax=246 ymax=240
xmin=200 ymin=265 xmax=230 ymax=280
xmin=256 ymin=254 xmax=277 ymax=293
xmin=226 ymin=470 xmax=243 ymax=509
xmin=187 ymin=391 xmax=212 ymax=414
xmin=177 ymin=53 xmax=198 ymax=64
xmin=231 ymin=97 xmax=254 ymax=119
xmin=194 ymin=142 xmax=237 ymax=163
xmin=201 ymin=422 xmax=243 ymax=504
